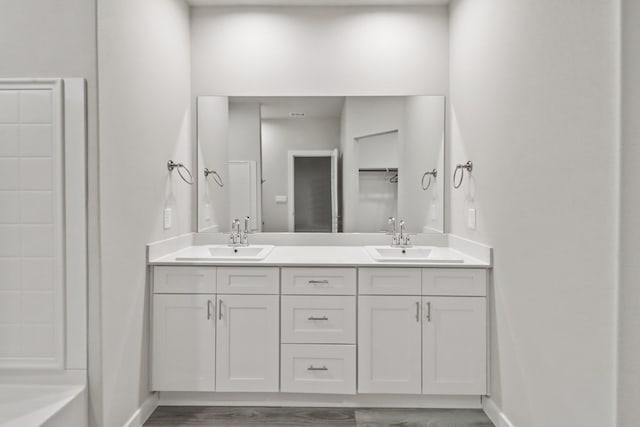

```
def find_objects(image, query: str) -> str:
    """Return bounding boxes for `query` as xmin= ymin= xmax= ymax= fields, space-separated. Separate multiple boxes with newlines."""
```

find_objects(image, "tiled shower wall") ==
xmin=0 ymin=83 xmax=63 ymax=368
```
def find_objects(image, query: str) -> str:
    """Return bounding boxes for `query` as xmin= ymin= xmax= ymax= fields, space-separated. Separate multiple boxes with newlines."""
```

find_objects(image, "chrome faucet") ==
xmin=387 ymin=217 xmax=398 ymax=245
xmin=398 ymin=220 xmax=411 ymax=247
xmin=389 ymin=218 xmax=411 ymax=247
xmin=243 ymin=216 xmax=251 ymax=245
xmin=229 ymin=217 xmax=250 ymax=246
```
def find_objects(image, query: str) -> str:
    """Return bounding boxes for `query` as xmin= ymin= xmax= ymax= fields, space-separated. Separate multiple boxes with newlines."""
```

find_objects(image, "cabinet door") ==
xmin=358 ymin=296 xmax=422 ymax=394
xmin=216 ymin=295 xmax=279 ymax=392
xmin=422 ymin=297 xmax=486 ymax=395
xmin=152 ymin=294 xmax=215 ymax=391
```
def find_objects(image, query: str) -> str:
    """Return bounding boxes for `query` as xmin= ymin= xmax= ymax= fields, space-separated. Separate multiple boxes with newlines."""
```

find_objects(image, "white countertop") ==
xmin=149 ymin=245 xmax=490 ymax=268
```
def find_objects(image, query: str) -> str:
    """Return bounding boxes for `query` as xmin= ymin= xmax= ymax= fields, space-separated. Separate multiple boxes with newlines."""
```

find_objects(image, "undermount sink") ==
xmin=365 ymin=246 xmax=464 ymax=263
xmin=176 ymin=245 xmax=274 ymax=261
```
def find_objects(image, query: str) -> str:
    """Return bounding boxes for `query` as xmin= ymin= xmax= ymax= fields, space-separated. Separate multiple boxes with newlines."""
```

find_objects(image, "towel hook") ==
xmin=204 ymin=168 xmax=224 ymax=187
xmin=167 ymin=160 xmax=193 ymax=185
xmin=453 ymin=161 xmax=473 ymax=189
xmin=421 ymin=169 xmax=437 ymax=190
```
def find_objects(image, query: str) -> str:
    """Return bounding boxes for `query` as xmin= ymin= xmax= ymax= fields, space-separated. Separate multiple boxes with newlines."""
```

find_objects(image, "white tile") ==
xmin=0 ymin=158 xmax=19 ymax=190
xmin=0 ymin=191 xmax=20 ymax=223
xmin=20 ymin=191 xmax=53 ymax=224
xmin=0 ymin=125 xmax=19 ymax=156
xmin=21 ymin=259 xmax=54 ymax=290
xmin=0 ymin=291 xmax=21 ymax=323
xmin=20 ymin=125 xmax=52 ymax=157
xmin=19 ymin=90 xmax=52 ymax=124
xmin=0 ymin=259 xmax=20 ymax=290
xmin=22 ymin=324 xmax=55 ymax=358
xmin=21 ymin=292 xmax=54 ymax=323
xmin=21 ymin=225 xmax=54 ymax=257
xmin=0 ymin=325 xmax=21 ymax=357
xmin=0 ymin=91 xmax=19 ymax=124
xmin=0 ymin=225 xmax=20 ymax=257
xmin=19 ymin=158 xmax=52 ymax=190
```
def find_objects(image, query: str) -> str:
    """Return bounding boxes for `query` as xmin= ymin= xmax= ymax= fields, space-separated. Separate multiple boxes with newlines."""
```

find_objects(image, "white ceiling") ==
xmin=232 ymin=96 xmax=345 ymax=119
xmin=188 ymin=0 xmax=449 ymax=6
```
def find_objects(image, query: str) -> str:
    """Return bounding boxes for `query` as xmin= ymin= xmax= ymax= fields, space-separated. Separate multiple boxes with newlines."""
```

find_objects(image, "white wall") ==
xmin=261 ymin=118 xmax=340 ymax=231
xmin=191 ymin=6 xmax=449 ymax=96
xmin=228 ymin=102 xmax=262 ymax=230
xmin=340 ymin=97 xmax=404 ymax=232
xmin=229 ymin=102 xmax=261 ymax=163
xmin=618 ymin=0 xmax=640 ymax=424
xmin=198 ymin=96 xmax=229 ymax=232
xmin=400 ymin=96 xmax=445 ymax=233
xmin=0 ymin=2 xmax=99 ymax=424
xmin=96 ymin=0 xmax=192 ymax=426
xmin=449 ymin=1 xmax=618 ymax=426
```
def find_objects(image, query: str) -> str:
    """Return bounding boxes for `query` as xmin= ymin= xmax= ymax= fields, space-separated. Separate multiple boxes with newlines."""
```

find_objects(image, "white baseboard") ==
xmin=482 ymin=396 xmax=515 ymax=427
xmin=123 ymin=393 xmax=158 ymax=427
xmin=158 ymin=392 xmax=481 ymax=409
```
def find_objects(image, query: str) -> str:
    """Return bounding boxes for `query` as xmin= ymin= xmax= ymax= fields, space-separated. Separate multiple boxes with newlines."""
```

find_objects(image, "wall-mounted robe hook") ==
xmin=167 ymin=160 xmax=193 ymax=185
xmin=204 ymin=168 xmax=224 ymax=187
xmin=422 ymin=169 xmax=437 ymax=190
xmin=453 ymin=161 xmax=473 ymax=189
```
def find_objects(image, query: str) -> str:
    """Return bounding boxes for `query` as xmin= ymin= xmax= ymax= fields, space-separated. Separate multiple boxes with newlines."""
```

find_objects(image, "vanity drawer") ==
xmin=216 ymin=267 xmax=279 ymax=294
xmin=153 ymin=266 xmax=216 ymax=294
xmin=281 ymin=268 xmax=356 ymax=295
xmin=422 ymin=268 xmax=487 ymax=296
xmin=281 ymin=296 xmax=356 ymax=344
xmin=358 ymin=268 xmax=421 ymax=295
xmin=281 ymin=344 xmax=356 ymax=394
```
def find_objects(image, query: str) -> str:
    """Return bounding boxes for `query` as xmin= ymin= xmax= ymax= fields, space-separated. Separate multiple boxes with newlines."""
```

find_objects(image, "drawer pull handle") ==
xmin=307 ymin=316 xmax=329 ymax=321
xmin=308 ymin=365 xmax=328 ymax=371
xmin=308 ymin=280 xmax=329 ymax=285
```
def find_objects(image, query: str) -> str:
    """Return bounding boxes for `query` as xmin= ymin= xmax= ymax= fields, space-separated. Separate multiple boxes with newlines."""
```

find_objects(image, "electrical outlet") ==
xmin=467 ymin=208 xmax=476 ymax=230
xmin=164 ymin=207 xmax=172 ymax=229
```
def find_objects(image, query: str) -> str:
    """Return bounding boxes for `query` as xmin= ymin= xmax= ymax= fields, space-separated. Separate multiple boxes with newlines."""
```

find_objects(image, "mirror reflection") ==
xmin=197 ymin=96 xmax=445 ymax=234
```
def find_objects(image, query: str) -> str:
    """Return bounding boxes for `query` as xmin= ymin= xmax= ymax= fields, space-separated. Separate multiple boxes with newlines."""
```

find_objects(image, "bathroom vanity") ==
xmin=148 ymin=243 xmax=490 ymax=407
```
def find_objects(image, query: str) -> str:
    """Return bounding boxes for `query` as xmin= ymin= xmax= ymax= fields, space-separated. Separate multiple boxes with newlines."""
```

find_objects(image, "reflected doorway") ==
xmin=287 ymin=149 xmax=338 ymax=232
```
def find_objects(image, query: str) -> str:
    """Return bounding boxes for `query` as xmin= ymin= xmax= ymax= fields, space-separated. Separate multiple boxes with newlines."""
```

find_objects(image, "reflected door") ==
xmin=288 ymin=149 xmax=338 ymax=232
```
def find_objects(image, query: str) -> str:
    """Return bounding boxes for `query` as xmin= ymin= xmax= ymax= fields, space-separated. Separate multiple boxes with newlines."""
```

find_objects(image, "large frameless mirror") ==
xmin=197 ymin=96 xmax=445 ymax=234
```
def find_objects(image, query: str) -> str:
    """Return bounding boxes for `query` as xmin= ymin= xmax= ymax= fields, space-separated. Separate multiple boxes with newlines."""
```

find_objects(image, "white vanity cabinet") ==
xmin=357 ymin=267 xmax=488 ymax=396
xmin=215 ymin=294 xmax=280 ymax=392
xmin=152 ymin=294 xmax=216 ymax=391
xmin=151 ymin=267 xmax=216 ymax=392
xmin=151 ymin=262 xmax=489 ymax=399
xmin=280 ymin=267 xmax=357 ymax=394
xmin=151 ymin=266 xmax=280 ymax=393
xmin=420 ymin=268 xmax=487 ymax=395
xmin=422 ymin=296 xmax=486 ymax=394
xmin=357 ymin=295 xmax=423 ymax=394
